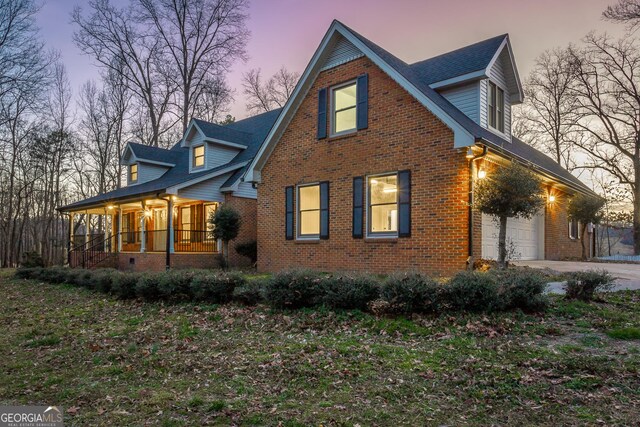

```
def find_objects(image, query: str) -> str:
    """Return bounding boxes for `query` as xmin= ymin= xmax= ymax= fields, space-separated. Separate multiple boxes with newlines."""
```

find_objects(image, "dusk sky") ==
xmin=37 ymin=0 xmax=624 ymax=121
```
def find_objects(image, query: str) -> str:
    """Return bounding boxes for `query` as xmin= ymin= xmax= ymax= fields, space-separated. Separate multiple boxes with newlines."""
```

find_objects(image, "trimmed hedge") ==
xmin=14 ymin=265 xmax=565 ymax=315
xmin=565 ymin=270 xmax=615 ymax=301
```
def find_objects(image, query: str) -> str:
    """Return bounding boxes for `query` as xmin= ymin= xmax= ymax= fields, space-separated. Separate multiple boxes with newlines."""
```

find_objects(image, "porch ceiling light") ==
xmin=144 ymin=209 xmax=152 ymax=218
xmin=465 ymin=147 xmax=474 ymax=159
xmin=107 ymin=205 xmax=114 ymax=210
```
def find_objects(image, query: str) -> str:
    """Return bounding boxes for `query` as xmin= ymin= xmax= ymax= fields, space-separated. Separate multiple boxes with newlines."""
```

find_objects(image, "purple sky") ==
xmin=37 ymin=0 xmax=623 ymax=121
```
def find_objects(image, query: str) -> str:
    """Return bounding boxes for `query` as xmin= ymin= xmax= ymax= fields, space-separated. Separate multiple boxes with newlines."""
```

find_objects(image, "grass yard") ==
xmin=1 ymin=269 xmax=639 ymax=426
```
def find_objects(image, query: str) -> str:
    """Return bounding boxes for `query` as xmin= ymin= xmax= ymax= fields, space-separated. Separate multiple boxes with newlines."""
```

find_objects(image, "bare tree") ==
xmin=567 ymin=33 xmax=640 ymax=254
xmin=604 ymin=0 xmax=640 ymax=29
xmin=137 ymin=0 xmax=249 ymax=134
xmin=72 ymin=0 xmax=175 ymax=146
xmin=191 ymin=77 xmax=234 ymax=124
xmin=242 ymin=67 xmax=299 ymax=114
xmin=514 ymin=49 xmax=580 ymax=170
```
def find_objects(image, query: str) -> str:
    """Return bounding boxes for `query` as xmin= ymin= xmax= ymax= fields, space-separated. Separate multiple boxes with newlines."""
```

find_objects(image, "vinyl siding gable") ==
xmin=127 ymin=162 xmax=170 ymax=186
xmin=320 ymin=34 xmax=364 ymax=71
xmin=177 ymin=172 xmax=233 ymax=202
xmin=440 ymin=82 xmax=480 ymax=124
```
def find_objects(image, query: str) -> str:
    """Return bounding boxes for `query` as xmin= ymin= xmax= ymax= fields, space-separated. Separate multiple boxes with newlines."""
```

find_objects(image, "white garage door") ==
xmin=481 ymin=212 xmax=544 ymax=261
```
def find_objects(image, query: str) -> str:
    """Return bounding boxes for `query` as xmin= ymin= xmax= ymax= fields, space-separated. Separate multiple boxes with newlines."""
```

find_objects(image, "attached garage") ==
xmin=481 ymin=211 xmax=545 ymax=261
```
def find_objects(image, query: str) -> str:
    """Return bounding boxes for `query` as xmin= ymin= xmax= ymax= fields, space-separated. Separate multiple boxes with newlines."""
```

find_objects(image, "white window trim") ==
xmin=365 ymin=172 xmax=399 ymax=238
xmin=487 ymin=81 xmax=507 ymax=136
xmin=192 ymin=145 xmax=205 ymax=170
xmin=330 ymin=80 xmax=358 ymax=137
xmin=296 ymin=183 xmax=321 ymax=240
xmin=129 ymin=163 xmax=138 ymax=184
xmin=568 ymin=219 xmax=581 ymax=240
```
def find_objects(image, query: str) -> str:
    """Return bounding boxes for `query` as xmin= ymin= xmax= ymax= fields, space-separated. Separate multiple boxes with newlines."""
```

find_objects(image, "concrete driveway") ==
xmin=513 ymin=260 xmax=640 ymax=291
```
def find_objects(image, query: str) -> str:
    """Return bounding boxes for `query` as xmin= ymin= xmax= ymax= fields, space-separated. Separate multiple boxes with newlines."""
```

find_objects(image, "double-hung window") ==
xmin=368 ymin=173 xmax=398 ymax=236
xmin=297 ymin=184 xmax=321 ymax=238
xmin=331 ymin=82 xmax=357 ymax=135
xmin=129 ymin=164 xmax=138 ymax=183
xmin=488 ymin=81 xmax=505 ymax=133
xmin=193 ymin=145 xmax=205 ymax=168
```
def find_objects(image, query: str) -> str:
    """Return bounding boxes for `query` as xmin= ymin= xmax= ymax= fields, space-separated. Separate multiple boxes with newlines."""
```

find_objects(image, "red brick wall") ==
xmin=223 ymin=194 xmax=257 ymax=267
xmin=116 ymin=252 xmax=220 ymax=272
xmin=257 ymin=56 xmax=470 ymax=276
xmin=544 ymin=187 xmax=585 ymax=260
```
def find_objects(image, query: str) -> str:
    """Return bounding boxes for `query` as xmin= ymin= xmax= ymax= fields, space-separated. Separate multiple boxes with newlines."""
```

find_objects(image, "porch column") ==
xmin=117 ymin=206 xmax=123 ymax=252
xmin=68 ymin=212 xmax=74 ymax=266
xmin=85 ymin=211 xmax=90 ymax=248
xmin=166 ymin=197 xmax=174 ymax=270
xmin=104 ymin=208 xmax=109 ymax=251
xmin=140 ymin=201 xmax=146 ymax=253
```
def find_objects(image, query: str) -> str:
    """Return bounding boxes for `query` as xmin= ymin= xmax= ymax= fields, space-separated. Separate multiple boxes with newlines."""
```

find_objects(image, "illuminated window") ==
xmin=488 ymin=81 xmax=505 ymax=133
xmin=193 ymin=145 xmax=205 ymax=168
xmin=298 ymin=184 xmax=320 ymax=238
xmin=331 ymin=82 xmax=357 ymax=135
xmin=368 ymin=174 xmax=398 ymax=235
xmin=204 ymin=203 xmax=217 ymax=241
xmin=129 ymin=164 xmax=138 ymax=183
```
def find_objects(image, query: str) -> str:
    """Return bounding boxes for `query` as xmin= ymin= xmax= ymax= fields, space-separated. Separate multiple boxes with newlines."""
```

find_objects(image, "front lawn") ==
xmin=1 ymin=269 xmax=639 ymax=426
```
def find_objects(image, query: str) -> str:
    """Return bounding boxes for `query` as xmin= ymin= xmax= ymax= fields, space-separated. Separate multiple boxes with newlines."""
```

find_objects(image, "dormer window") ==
xmin=193 ymin=145 xmax=205 ymax=168
xmin=331 ymin=81 xmax=357 ymax=135
xmin=129 ymin=164 xmax=138 ymax=183
xmin=488 ymin=82 xmax=505 ymax=133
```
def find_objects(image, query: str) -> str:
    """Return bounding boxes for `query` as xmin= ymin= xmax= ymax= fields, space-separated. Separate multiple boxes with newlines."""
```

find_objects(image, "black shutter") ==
xmin=320 ymin=181 xmax=329 ymax=239
xmin=285 ymin=186 xmax=294 ymax=240
xmin=317 ymin=88 xmax=327 ymax=139
xmin=352 ymin=177 xmax=364 ymax=238
xmin=398 ymin=170 xmax=411 ymax=237
xmin=356 ymin=74 xmax=368 ymax=130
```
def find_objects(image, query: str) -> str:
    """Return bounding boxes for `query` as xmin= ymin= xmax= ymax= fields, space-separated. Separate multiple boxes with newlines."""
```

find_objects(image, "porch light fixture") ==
xmin=465 ymin=148 xmax=474 ymax=159
xmin=107 ymin=205 xmax=114 ymax=210
xmin=477 ymin=168 xmax=487 ymax=179
xmin=548 ymin=194 xmax=556 ymax=203
xmin=144 ymin=209 xmax=152 ymax=218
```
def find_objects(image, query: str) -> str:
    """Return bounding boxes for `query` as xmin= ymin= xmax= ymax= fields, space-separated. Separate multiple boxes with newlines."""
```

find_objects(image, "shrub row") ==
xmin=15 ymin=266 xmax=560 ymax=314
xmin=15 ymin=267 xmax=247 ymax=304
xmin=263 ymin=269 xmax=550 ymax=314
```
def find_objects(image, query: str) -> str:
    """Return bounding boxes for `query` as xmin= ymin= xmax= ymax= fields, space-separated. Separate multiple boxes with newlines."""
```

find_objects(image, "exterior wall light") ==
xmin=107 ymin=205 xmax=114 ymax=210
xmin=144 ymin=209 xmax=153 ymax=218
xmin=548 ymin=194 xmax=556 ymax=203
xmin=465 ymin=148 xmax=474 ymax=159
xmin=477 ymin=168 xmax=487 ymax=179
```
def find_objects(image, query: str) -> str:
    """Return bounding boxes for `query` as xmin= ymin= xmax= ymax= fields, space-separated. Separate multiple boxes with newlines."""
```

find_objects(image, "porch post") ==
xmin=85 ymin=211 xmax=90 ymax=247
xmin=68 ymin=212 xmax=74 ymax=266
xmin=117 ymin=206 xmax=123 ymax=252
xmin=140 ymin=201 xmax=146 ymax=253
xmin=104 ymin=208 xmax=109 ymax=252
xmin=111 ymin=212 xmax=116 ymax=253
xmin=166 ymin=197 xmax=174 ymax=270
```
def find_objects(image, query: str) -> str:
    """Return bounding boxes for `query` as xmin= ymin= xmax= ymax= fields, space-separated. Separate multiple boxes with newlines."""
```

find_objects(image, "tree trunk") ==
xmin=634 ymin=182 xmax=640 ymax=255
xmin=223 ymin=240 xmax=229 ymax=270
xmin=498 ymin=215 xmax=508 ymax=269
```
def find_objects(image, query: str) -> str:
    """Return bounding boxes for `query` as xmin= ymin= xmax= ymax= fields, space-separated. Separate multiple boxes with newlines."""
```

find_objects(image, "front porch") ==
xmin=67 ymin=196 xmax=220 ymax=270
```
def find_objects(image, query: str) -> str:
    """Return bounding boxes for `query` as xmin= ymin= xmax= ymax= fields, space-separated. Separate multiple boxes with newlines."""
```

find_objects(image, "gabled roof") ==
xmin=60 ymin=109 xmax=282 ymax=211
xmin=183 ymin=118 xmax=254 ymax=148
xmin=245 ymin=20 xmax=595 ymax=197
xmin=121 ymin=142 xmax=177 ymax=167
xmin=410 ymin=34 xmax=507 ymax=86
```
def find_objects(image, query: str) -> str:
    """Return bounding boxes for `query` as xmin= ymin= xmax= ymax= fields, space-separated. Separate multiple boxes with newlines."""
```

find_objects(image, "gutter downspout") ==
xmin=160 ymin=195 xmax=173 ymax=270
xmin=468 ymin=144 xmax=488 ymax=268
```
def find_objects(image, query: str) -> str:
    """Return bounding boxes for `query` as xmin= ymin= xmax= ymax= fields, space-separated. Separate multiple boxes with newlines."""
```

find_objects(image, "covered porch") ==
xmin=66 ymin=196 xmax=220 ymax=269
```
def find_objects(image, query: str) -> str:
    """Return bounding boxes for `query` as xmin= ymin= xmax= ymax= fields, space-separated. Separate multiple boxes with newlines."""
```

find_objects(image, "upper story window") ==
xmin=368 ymin=173 xmax=398 ymax=236
xmin=193 ymin=145 xmax=205 ymax=168
xmin=297 ymin=184 xmax=320 ymax=238
xmin=129 ymin=164 xmax=138 ymax=183
xmin=331 ymin=81 xmax=357 ymax=136
xmin=488 ymin=81 xmax=505 ymax=133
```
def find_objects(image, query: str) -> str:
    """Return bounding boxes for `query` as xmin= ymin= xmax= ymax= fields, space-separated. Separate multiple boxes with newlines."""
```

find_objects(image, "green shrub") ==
xmin=190 ymin=272 xmax=244 ymax=304
xmin=321 ymin=273 xmax=380 ymax=311
xmin=491 ymin=268 xmax=548 ymax=312
xmin=235 ymin=240 xmax=258 ymax=265
xmin=20 ymin=251 xmax=44 ymax=268
xmin=233 ymin=281 xmax=265 ymax=306
xmin=445 ymin=271 xmax=500 ymax=312
xmin=135 ymin=273 xmax=163 ymax=300
xmin=111 ymin=272 xmax=140 ymax=299
xmin=89 ymin=268 xmax=118 ymax=293
xmin=158 ymin=270 xmax=201 ymax=300
xmin=565 ymin=270 xmax=615 ymax=302
xmin=14 ymin=267 xmax=42 ymax=280
xmin=264 ymin=269 xmax=324 ymax=309
xmin=73 ymin=269 xmax=94 ymax=288
xmin=41 ymin=266 xmax=72 ymax=284
xmin=380 ymin=272 xmax=440 ymax=314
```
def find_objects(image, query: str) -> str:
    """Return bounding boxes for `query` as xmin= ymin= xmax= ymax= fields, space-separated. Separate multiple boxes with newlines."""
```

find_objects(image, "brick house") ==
xmin=243 ymin=21 xmax=597 ymax=276
xmin=59 ymin=110 xmax=280 ymax=271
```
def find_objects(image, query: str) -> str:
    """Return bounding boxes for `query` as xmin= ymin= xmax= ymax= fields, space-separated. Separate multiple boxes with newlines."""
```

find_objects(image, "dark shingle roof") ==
xmin=192 ymin=118 xmax=254 ymax=146
xmin=343 ymin=22 xmax=594 ymax=195
xmin=128 ymin=142 xmax=176 ymax=164
xmin=409 ymin=34 xmax=507 ymax=85
xmin=59 ymin=109 xmax=282 ymax=211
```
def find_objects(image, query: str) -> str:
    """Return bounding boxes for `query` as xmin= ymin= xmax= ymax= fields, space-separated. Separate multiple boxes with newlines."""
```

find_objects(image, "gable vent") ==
xmin=320 ymin=35 xmax=364 ymax=71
